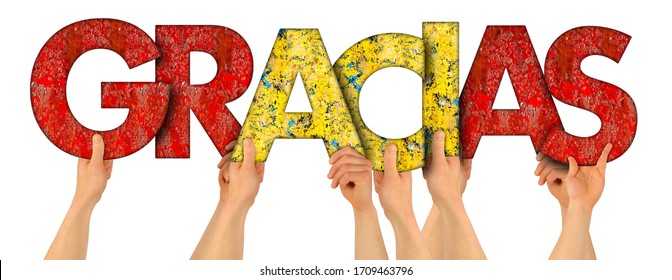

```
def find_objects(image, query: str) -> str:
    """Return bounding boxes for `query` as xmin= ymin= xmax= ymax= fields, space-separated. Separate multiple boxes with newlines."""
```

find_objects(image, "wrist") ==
xmin=222 ymin=190 xmax=256 ymax=211
xmin=222 ymin=199 xmax=252 ymax=215
xmin=563 ymin=201 xmax=593 ymax=231
xmin=385 ymin=209 xmax=417 ymax=226
xmin=72 ymin=193 xmax=99 ymax=211
xmin=433 ymin=195 xmax=464 ymax=212
xmin=567 ymin=200 xmax=593 ymax=215
xmin=352 ymin=202 xmax=376 ymax=215
xmin=70 ymin=195 xmax=97 ymax=214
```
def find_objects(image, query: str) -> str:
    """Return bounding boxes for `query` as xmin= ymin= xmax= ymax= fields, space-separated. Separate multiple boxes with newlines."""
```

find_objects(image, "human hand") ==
xmin=535 ymin=144 xmax=612 ymax=210
xmin=75 ymin=134 xmax=113 ymax=207
xmin=374 ymin=144 xmax=413 ymax=222
xmin=327 ymin=147 xmax=374 ymax=212
xmin=216 ymin=140 xmax=238 ymax=204
xmin=226 ymin=138 xmax=265 ymax=209
xmin=535 ymin=152 xmax=569 ymax=209
xmin=422 ymin=130 xmax=471 ymax=207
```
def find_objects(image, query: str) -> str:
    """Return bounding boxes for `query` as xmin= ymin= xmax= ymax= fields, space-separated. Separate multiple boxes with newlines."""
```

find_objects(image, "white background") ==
xmin=1 ymin=0 xmax=669 ymax=279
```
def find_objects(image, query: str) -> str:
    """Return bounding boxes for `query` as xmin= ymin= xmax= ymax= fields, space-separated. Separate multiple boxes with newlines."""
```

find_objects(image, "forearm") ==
xmin=388 ymin=213 xmax=430 ymax=260
xmin=549 ymin=203 xmax=594 ymax=260
xmin=45 ymin=198 xmax=96 ymax=260
xmin=353 ymin=206 xmax=388 ymax=260
xmin=436 ymin=200 xmax=486 ymax=260
xmin=558 ymin=205 xmax=595 ymax=258
xmin=421 ymin=204 xmax=445 ymax=259
xmin=191 ymin=201 xmax=250 ymax=260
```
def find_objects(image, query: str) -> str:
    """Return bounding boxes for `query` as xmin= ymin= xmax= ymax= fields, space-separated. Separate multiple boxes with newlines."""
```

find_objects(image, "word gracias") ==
xmin=30 ymin=19 xmax=636 ymax=171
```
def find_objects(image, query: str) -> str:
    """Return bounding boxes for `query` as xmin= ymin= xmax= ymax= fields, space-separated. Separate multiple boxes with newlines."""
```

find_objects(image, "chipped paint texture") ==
xmin=460 ymin=26 xmax=563 ymax=160
xmin=423 ymin=22 xmax=460 ymax=159
xmin=543 ymin=26 xmax=635 ymax=164
xmin=30 ymin=19 xmax=169 ymax=159
xmin=334 ymin=23 xmax=459 ymax=172
xmin=232 ymin=29 xmax=363 ymax=162
xmin=155 ymin=26 xmax=253 ymax=158
xmin=334 ymin=33 xmax=425 ymax=171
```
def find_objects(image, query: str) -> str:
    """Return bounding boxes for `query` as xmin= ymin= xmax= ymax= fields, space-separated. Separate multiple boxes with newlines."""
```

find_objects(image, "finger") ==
xmin=105 ymin=160 xmax=113 ymax=179
xmin=383 ymin=143 xmax=398 ymax=175
xmin=330 ymin=163 xmax=344 ymax=188
xmin=217 ymin=152 xmax=233 ymax=169
xmin=219 ymin=164 xmax=229 ymax=183
xmin=222 ymin=157 xmax=233 ymax=181
xmin=338 ymin=176 xmax=350 ymax=190
xmin=328 ymin=154 xmax=353 ymax=178
xmin=340 ymin=173 xmax=362 ymax=190
xmin=567 ymin=156 xmax=579 ymax=178
xmin=78 ymin=158 xmax=88 ymax=169
xmin=328 ymin=155 xmax=370 ymax=179
xmin=539 ymin=165 xmax=556 ymax=186
xmin=462 ymin=159 xmax=473 ymax=180
xmin=446 ymin=156 xmax=460 ymax=168
xmin=338 ymin=170 xmax=357 ymax=189
xmin=423 ymin=154 xmax=433 ymax=170
xmin=339 ymin=172 xmax=369 ymax=190
xmin=219 ymin=165 xmax=231 ymax=183
xmin=373 ymin=172 xmax=383 ymax=193
xmin=217 ymin=157 xmax=226 ymax=169
xmin=230 ymin=161 xmax=242 ymax=173
xmin=242 ymin=138 xmax=256 ymax=169
xmin=332 ymin=166 xmax=348 ymax=189
xmin=546 ymin=169 xmax=566 ymax=185
xmin=256 ymin=162 xmax=265 ymax=183
xmin=91 ymin=134 xmax=105 ymax=162
xmin=332 ymin=164 xmax=372 ymax=189
xmin=399 ymin=171 xmax=412 ymax=181
xmin=536 ymin=152 xmax=545 ymax=162
xmin=597 ymin=143 xmax=612 ymax=172
xmin=329 ymin=147 xmax=358 ymax=164
xmin=535 ymin=156 xmax=555 ymax=176
xmin=225 ymin=140 xmax=237 ymax=151
xmin=422 ymin=155 xmax=431 ymax=180
xmin=431 ymin=130 xmax=446 ymax=164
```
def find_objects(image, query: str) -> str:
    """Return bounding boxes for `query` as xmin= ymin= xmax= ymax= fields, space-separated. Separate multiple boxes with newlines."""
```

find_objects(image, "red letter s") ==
xmin=543 ymin=26 xmax=636 ymax=164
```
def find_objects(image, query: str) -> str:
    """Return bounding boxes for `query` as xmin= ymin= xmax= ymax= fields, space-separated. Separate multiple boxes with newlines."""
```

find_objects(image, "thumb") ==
xmin=567 ymin=156 xmax=579 ymax=178
xmin=91 ymin=134 xmax=105 ymax=162
xmin=373 ymin=172 xmax=383 ymax=193
xmin=242 ymin=138 xmax=257 ymax=169
xmin=383 ymin=143 xmax=398 ymax=175
xmin=597 ymin=143 xmax=612 ymax=173
xmin=431 ymin=130 xmax=446 ymax=165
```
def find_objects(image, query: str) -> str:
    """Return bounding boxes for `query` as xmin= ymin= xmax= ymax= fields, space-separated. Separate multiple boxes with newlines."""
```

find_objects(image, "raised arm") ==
xmin=191 ymin=139 xmax=264 ymax=260
xmin=422 ymin=131 xmax=485 ymax=260
xmin=421 ymin=204 xmax=444 ymax=259
xmin=536 ymin=143 xmax=612 ymax=260
xmin=45 ymin=134 xmax=113 ymax=260
xmin=374 ymin=144 xmax=430 ymax=260
xmin=328 ymin=148 xmax=388 ymax=260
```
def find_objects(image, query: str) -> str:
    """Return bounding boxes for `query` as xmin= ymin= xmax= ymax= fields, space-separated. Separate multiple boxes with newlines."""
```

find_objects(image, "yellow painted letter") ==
xmin=232 ymin=29 xmax=363 ymax=161
xmin=333 ymin=23 xmax=459 ymax=171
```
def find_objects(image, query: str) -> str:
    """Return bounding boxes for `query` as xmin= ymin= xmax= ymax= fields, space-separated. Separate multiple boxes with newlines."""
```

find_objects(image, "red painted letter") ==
xmin=460 ymin=26 xmax=563 ymax=159
xmin=543 ymin=26 xmax=635 ymax=164
xmin=31 ymin=19 xmax=169 ymax=159
xmin=155 ymin=26 xmax=253 ymax=157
